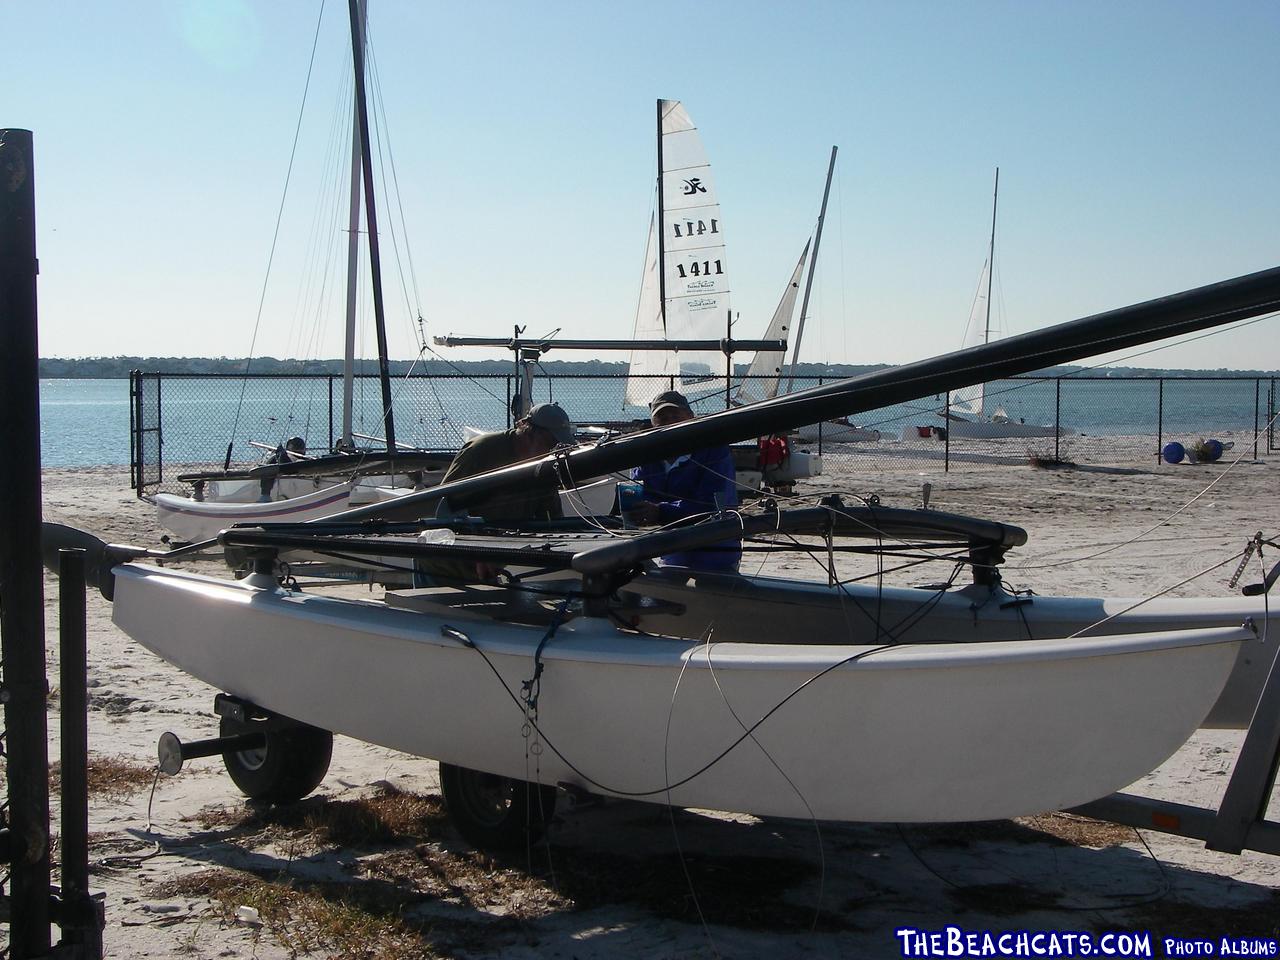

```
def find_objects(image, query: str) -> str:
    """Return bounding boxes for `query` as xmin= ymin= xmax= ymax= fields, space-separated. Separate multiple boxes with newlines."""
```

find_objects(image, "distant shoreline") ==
xmin=36 ymin=358 xmax=1280 ymax=380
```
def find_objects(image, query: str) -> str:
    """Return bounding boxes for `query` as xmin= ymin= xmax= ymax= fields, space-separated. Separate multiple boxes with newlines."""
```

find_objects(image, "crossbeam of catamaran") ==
xmin=327 ymin=264 xmax=1280 ymax=524
xmin=433 ymin=335 xmax=788 ymax=352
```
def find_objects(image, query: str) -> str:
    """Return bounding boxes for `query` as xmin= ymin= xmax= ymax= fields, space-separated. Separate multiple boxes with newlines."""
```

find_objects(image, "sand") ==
xmin=26 ymin=453 xmax=1280 ymax=958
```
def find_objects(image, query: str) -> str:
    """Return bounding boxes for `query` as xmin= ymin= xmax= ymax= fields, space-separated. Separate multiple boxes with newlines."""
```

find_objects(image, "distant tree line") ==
xmin=37 ymin=356 xmax=1280 ymax=379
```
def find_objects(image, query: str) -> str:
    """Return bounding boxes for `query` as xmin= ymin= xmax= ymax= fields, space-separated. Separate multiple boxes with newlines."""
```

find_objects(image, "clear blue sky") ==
xmin=8 ymin=0 xmax=1279 ymax=369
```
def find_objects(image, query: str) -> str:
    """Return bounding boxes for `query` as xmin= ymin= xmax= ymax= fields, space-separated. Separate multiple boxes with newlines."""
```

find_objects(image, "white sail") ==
xmin=659 ymin=99 xmax=729 ymax=383
xmin=625 ymin=212 xmax=679 ymax=408
xmin=950 ymin=257 xmax=990 ymax=418
xmin=737 ymin=240 xmax=809 ymax=403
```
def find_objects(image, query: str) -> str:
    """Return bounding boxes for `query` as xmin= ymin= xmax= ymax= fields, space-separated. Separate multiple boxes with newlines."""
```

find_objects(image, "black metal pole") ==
xmin=129 ymin=370 xmax=138 ymax=492
xmin=156 ymin=374 xmax=164 ymax=487
xmin=58 ymin=548 xmax=97 ymax=950
xmin=327 ymin=375 xmax=334 ymax=450
xmin=1157 ymin=378 xmax=1164 ymax=465
xmin=0 ymin=126 xmax=52 ymax=958
xmin=1055 ymin=378 xmax=1061 ymax=463
xmin=334 ymin=262 xmax=1280 ymax=523
xmin=944 ymin=391 xmax=951 ymax=473
xmin=724 ymin=309 xmax=732 ymax=411
xmin=1255 ymin=378 xmax=1260 ymax=461
xmin=1270 ymin=380 xmax=1274 ymax=452
xmin=347 ymin=0 xmax=396 ymax=453
xmin=817 ymin=376 xmax=823 ymax=457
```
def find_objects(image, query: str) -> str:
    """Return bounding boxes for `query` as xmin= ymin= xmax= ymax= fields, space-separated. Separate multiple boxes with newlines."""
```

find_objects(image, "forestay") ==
xmin=951 ymin=257 xmax=992 ymax=418
xmin=624 ymin=213 xmax=678 ymax=406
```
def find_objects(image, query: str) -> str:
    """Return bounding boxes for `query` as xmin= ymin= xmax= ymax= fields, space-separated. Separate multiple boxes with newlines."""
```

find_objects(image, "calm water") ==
xmin=39 ymin=375 xmax=1276 ymax=468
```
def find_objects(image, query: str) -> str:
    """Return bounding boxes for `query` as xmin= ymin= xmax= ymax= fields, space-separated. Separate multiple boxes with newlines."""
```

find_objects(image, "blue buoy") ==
xmin=1162 ymin=441 xmax=1185 ymax=464
xmin=1204 ymin=439 xmax=1224 ymax=462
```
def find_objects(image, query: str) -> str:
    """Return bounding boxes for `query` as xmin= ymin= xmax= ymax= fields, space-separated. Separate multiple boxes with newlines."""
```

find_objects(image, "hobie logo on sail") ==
xmin=682 ymin=178 xmax=707 ymax=195
xmin=687 ymin=297 xmax=718 ymax=310
xmin=687 ymin=279 xmax=715 ymax=290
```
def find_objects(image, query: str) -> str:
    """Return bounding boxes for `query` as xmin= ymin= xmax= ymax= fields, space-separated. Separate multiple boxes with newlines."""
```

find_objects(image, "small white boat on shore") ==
xmin=794 ymin=418 xmax=882 ymax=443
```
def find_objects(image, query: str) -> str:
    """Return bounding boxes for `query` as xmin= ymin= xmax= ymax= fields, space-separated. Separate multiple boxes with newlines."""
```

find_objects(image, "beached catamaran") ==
xmin=47 ymin=260 xmax=1280 ymax=851
xmin=151 ymin=0 xmax=458 ymax=544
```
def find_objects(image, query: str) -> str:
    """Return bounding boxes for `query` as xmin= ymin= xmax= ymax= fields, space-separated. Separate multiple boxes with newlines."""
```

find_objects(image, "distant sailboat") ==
xmin=929 ymin=168 xmax=1075 ymax=441
xmin=736 ymin=241 xmax=809 ymax=404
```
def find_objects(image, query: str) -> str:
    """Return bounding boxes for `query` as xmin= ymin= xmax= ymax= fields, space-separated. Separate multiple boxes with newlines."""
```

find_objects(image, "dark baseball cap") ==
xmin=648 ymin=390 xmax=692 ymax=419
xmin=527 ymin=402 xmax=575 ymax=444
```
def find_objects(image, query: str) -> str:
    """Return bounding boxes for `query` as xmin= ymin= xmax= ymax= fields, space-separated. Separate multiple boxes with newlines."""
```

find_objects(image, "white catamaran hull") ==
xmin=157 ymin=475 xmax=621 ymax=545
xmin=112 ymin=563 xmax=1245 ymax=823
xmin=626 ymin=571 xmax=1274 ymax=729
xmin=154 ymin=483 xmax=358 ymax=543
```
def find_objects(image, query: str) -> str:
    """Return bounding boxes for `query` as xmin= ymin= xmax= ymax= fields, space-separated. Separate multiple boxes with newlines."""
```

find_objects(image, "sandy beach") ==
xmin=30 ymin=452 xmax=1280 ymax=958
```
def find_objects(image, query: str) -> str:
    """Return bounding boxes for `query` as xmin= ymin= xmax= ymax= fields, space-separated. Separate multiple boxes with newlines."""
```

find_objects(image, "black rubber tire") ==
xmin=438 ymin=762 xmax=557 ymax=851
xmin=220 ymin=715 xmax=333 ymax=803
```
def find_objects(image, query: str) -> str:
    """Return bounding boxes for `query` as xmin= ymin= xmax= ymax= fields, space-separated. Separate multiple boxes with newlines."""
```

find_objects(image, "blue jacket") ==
xmin=631 ymin=445 xmax=741 ymax=572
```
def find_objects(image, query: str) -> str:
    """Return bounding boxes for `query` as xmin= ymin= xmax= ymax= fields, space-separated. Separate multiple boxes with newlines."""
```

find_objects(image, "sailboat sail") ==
xmin=660 ymin=100 xmax=730 ymax=383
xmin=625 ymin=100 xmax=731 ymax=407
xmin=737 ymin=241 xmax=809 ymax=403
xmin=624 ymin=212 xmax=679 ymax=407
xmin=951 ymin=258 xmax=991 ymax=418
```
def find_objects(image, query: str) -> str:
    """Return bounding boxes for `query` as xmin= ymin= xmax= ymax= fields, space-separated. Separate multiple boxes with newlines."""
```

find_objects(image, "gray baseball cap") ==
xmin=648 ymin=389 xmax=692 ymax=420
xmin=527 ymin=402 xmax=575 ymax=444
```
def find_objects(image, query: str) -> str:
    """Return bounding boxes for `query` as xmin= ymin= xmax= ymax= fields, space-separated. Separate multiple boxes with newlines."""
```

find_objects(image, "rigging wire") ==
xmin=1010 ymin=407 xmax=1280 ymax=572
xmin=893 ymin=818 xmax=1172 ymax=911
xmin=662 ymin=627 xmax=721 ymax=957
xmin=229 ymin=0 xmax=329 ymax=452
xmin=1065 ymin=547 xmax=1251 ymax=639
xmin=284 ymin=74 xmax=354 ymax=444
xmin=367 ymin=37 xmax=426 ymax=344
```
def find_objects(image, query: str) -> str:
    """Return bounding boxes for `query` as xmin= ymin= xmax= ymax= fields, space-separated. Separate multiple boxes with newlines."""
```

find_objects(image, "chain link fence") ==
xmin=130 ymin=371 xmax=1276 ymax=496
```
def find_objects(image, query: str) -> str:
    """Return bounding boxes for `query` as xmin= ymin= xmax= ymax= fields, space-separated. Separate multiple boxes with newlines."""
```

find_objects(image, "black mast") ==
xmin=656 ymin=99 xmax=667 ymax=329
xmin=985 ymin=167 xmax=999 ymax=346
xmin=347 ymin=0 xmax=396 ymax=452
xmin=787 ymin=145 xmax=838 ymax=392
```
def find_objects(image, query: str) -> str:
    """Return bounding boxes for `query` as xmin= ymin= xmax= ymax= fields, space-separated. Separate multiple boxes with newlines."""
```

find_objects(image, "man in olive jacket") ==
xmin=417 ymin=402 xmax=575 ymax=583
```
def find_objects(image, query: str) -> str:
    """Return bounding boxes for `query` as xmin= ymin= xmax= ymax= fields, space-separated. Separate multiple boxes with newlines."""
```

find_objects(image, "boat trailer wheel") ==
xmin=438 ymin=762 xmax=557 ymax=851
xmin=219 ymin=713 xmax=333 ymax=804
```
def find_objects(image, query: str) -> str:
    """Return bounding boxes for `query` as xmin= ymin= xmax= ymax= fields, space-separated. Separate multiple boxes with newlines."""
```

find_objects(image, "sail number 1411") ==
xmin=675 ymin=260 xmax=724 ymax=279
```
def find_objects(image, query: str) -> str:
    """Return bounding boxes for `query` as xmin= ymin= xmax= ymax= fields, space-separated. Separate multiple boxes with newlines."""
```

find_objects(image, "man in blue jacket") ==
xmin=626 ymin=390 xmax=741 ymax=573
